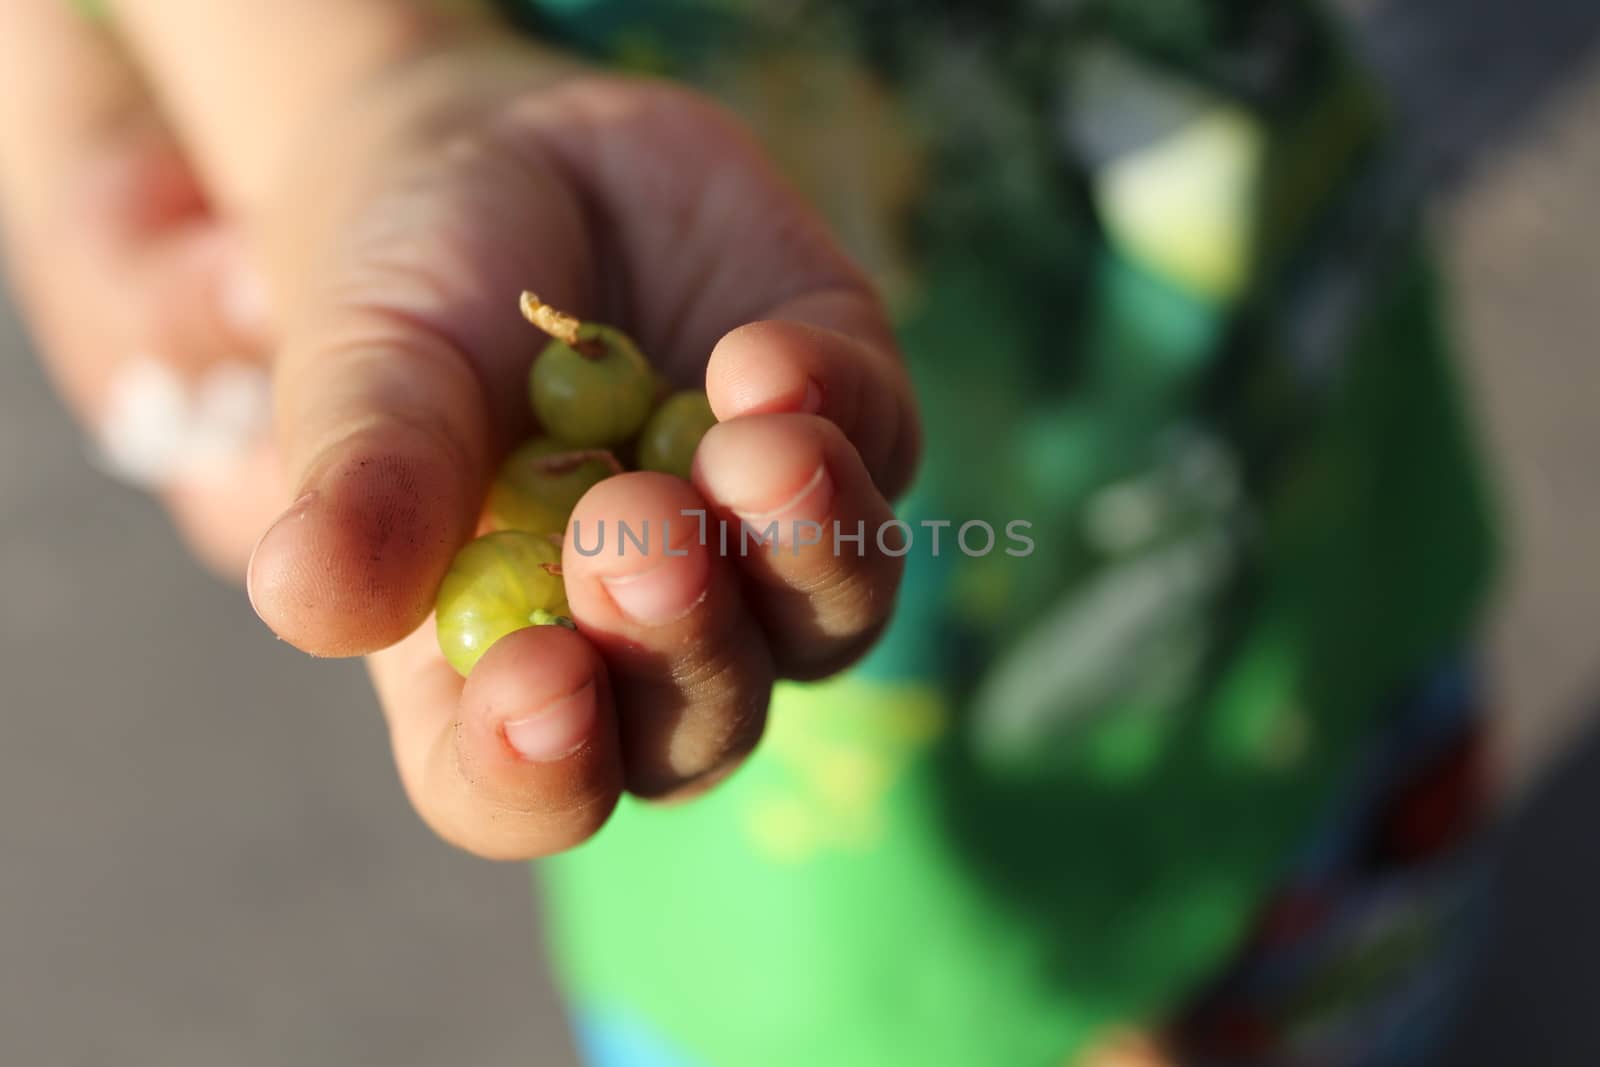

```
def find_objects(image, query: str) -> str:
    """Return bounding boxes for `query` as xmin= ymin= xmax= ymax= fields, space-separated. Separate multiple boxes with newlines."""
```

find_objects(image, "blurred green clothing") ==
xmin=518 ymin=3 xmax=1497 ymax=1065
xmin=514 ymin=3 xmax=1497 ymax=1065
xmin=515 ymin=3 xmax=1497 ymax=1066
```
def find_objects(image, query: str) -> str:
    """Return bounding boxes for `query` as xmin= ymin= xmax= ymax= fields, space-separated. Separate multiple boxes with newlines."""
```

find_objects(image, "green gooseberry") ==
xmin=435 ymin=530 xmax=571 ymax=677
xmin=523 ymin=292 xmax=657 ymax=448
xmin=487 ymin=437 xmax=620 ymax=539
xmin=636 ymin=390 xmax=717 ymax=481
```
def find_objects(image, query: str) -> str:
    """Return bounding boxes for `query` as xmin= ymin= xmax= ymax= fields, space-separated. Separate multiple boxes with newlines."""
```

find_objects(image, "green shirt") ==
xmin=538 ymin=3 xmax=1496 ymax=1063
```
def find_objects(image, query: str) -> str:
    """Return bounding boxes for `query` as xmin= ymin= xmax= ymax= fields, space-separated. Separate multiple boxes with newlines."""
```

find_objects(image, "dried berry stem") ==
xmin=520 ymin=291 xmax=580 ymax=344
xmin=521 ymin=291 xmax=603 ymax=358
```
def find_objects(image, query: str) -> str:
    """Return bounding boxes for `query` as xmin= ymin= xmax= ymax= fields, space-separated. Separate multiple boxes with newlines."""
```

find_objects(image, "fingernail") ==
xmin=246 ymin=491 xmax=317 ymax=618
xmin=732 ymin=463 xmax=834 ymax=546
xmin=599 ymin=548 xmax=709 ymax=626
xmin=503 ymin=681 xmax=597 ymax=763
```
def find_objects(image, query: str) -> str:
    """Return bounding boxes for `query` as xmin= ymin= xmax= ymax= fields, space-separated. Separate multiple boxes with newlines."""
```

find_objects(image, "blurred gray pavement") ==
xmin=0 ymin=296 xmax=579 ymax=1064
xmin=3 ymin=3 xmax=1599 ymax=1065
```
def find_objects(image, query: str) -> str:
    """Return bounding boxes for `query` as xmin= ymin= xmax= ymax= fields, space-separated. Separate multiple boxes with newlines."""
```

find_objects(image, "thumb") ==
xmin=246 ymin=114 xmax=594 ymax=657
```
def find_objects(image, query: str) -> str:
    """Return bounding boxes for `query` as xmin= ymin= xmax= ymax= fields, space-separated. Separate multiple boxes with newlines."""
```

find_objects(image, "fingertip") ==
xmin=461 ymin=624 xmax=608 ymax=767
xmin=705 ymin=320 xmax=835 ymax=421
xmin=692 ymin=411 xmax=844 ymax=512
xmin=247 ymin=437 xmax=477 ymax=657
xmin=693 ymin=412 xmax=903 ymax=680
xmin=704 ymin=319 xmax=919 ymax=498
xmin=449 ymin=626 xmax=623 ymax=857
xmin=560 ymin=471 xmax=777 ymax=800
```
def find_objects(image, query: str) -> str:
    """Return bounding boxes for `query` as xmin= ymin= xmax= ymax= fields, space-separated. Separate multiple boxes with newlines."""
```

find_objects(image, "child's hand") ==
xmin=263 ymin=61 xmax=922 ymax=857
xmin=0 ymin=3 xmax=919 ymax=859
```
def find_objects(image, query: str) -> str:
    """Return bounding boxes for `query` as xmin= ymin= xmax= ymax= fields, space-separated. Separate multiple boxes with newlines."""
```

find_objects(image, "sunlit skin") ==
xmin=636 ymin=390 xmax=717 ymax=481
xmin=1 ymin=0 xmax=921 ymax=859
xmin=436 ymin=530 xmax=571 ymax=677
xmin=486 ymin=436 xmax=620 ymax=538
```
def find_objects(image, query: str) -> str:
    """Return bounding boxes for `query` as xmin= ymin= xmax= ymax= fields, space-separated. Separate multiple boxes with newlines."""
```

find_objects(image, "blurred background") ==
xmin=3 ymin=1 xmax=1598 ymax=1064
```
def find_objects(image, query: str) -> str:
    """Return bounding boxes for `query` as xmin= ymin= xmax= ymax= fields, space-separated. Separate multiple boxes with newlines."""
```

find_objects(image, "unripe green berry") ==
xmin=636 ymin=391 xmax=717 ymax=481
xmin=523 ymin=293 xmax=656 ymax=448
xmin=487 ymin=438 xmax=619 ymax=538
xmin=435 ymin=531 xmax=570 ymax=677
